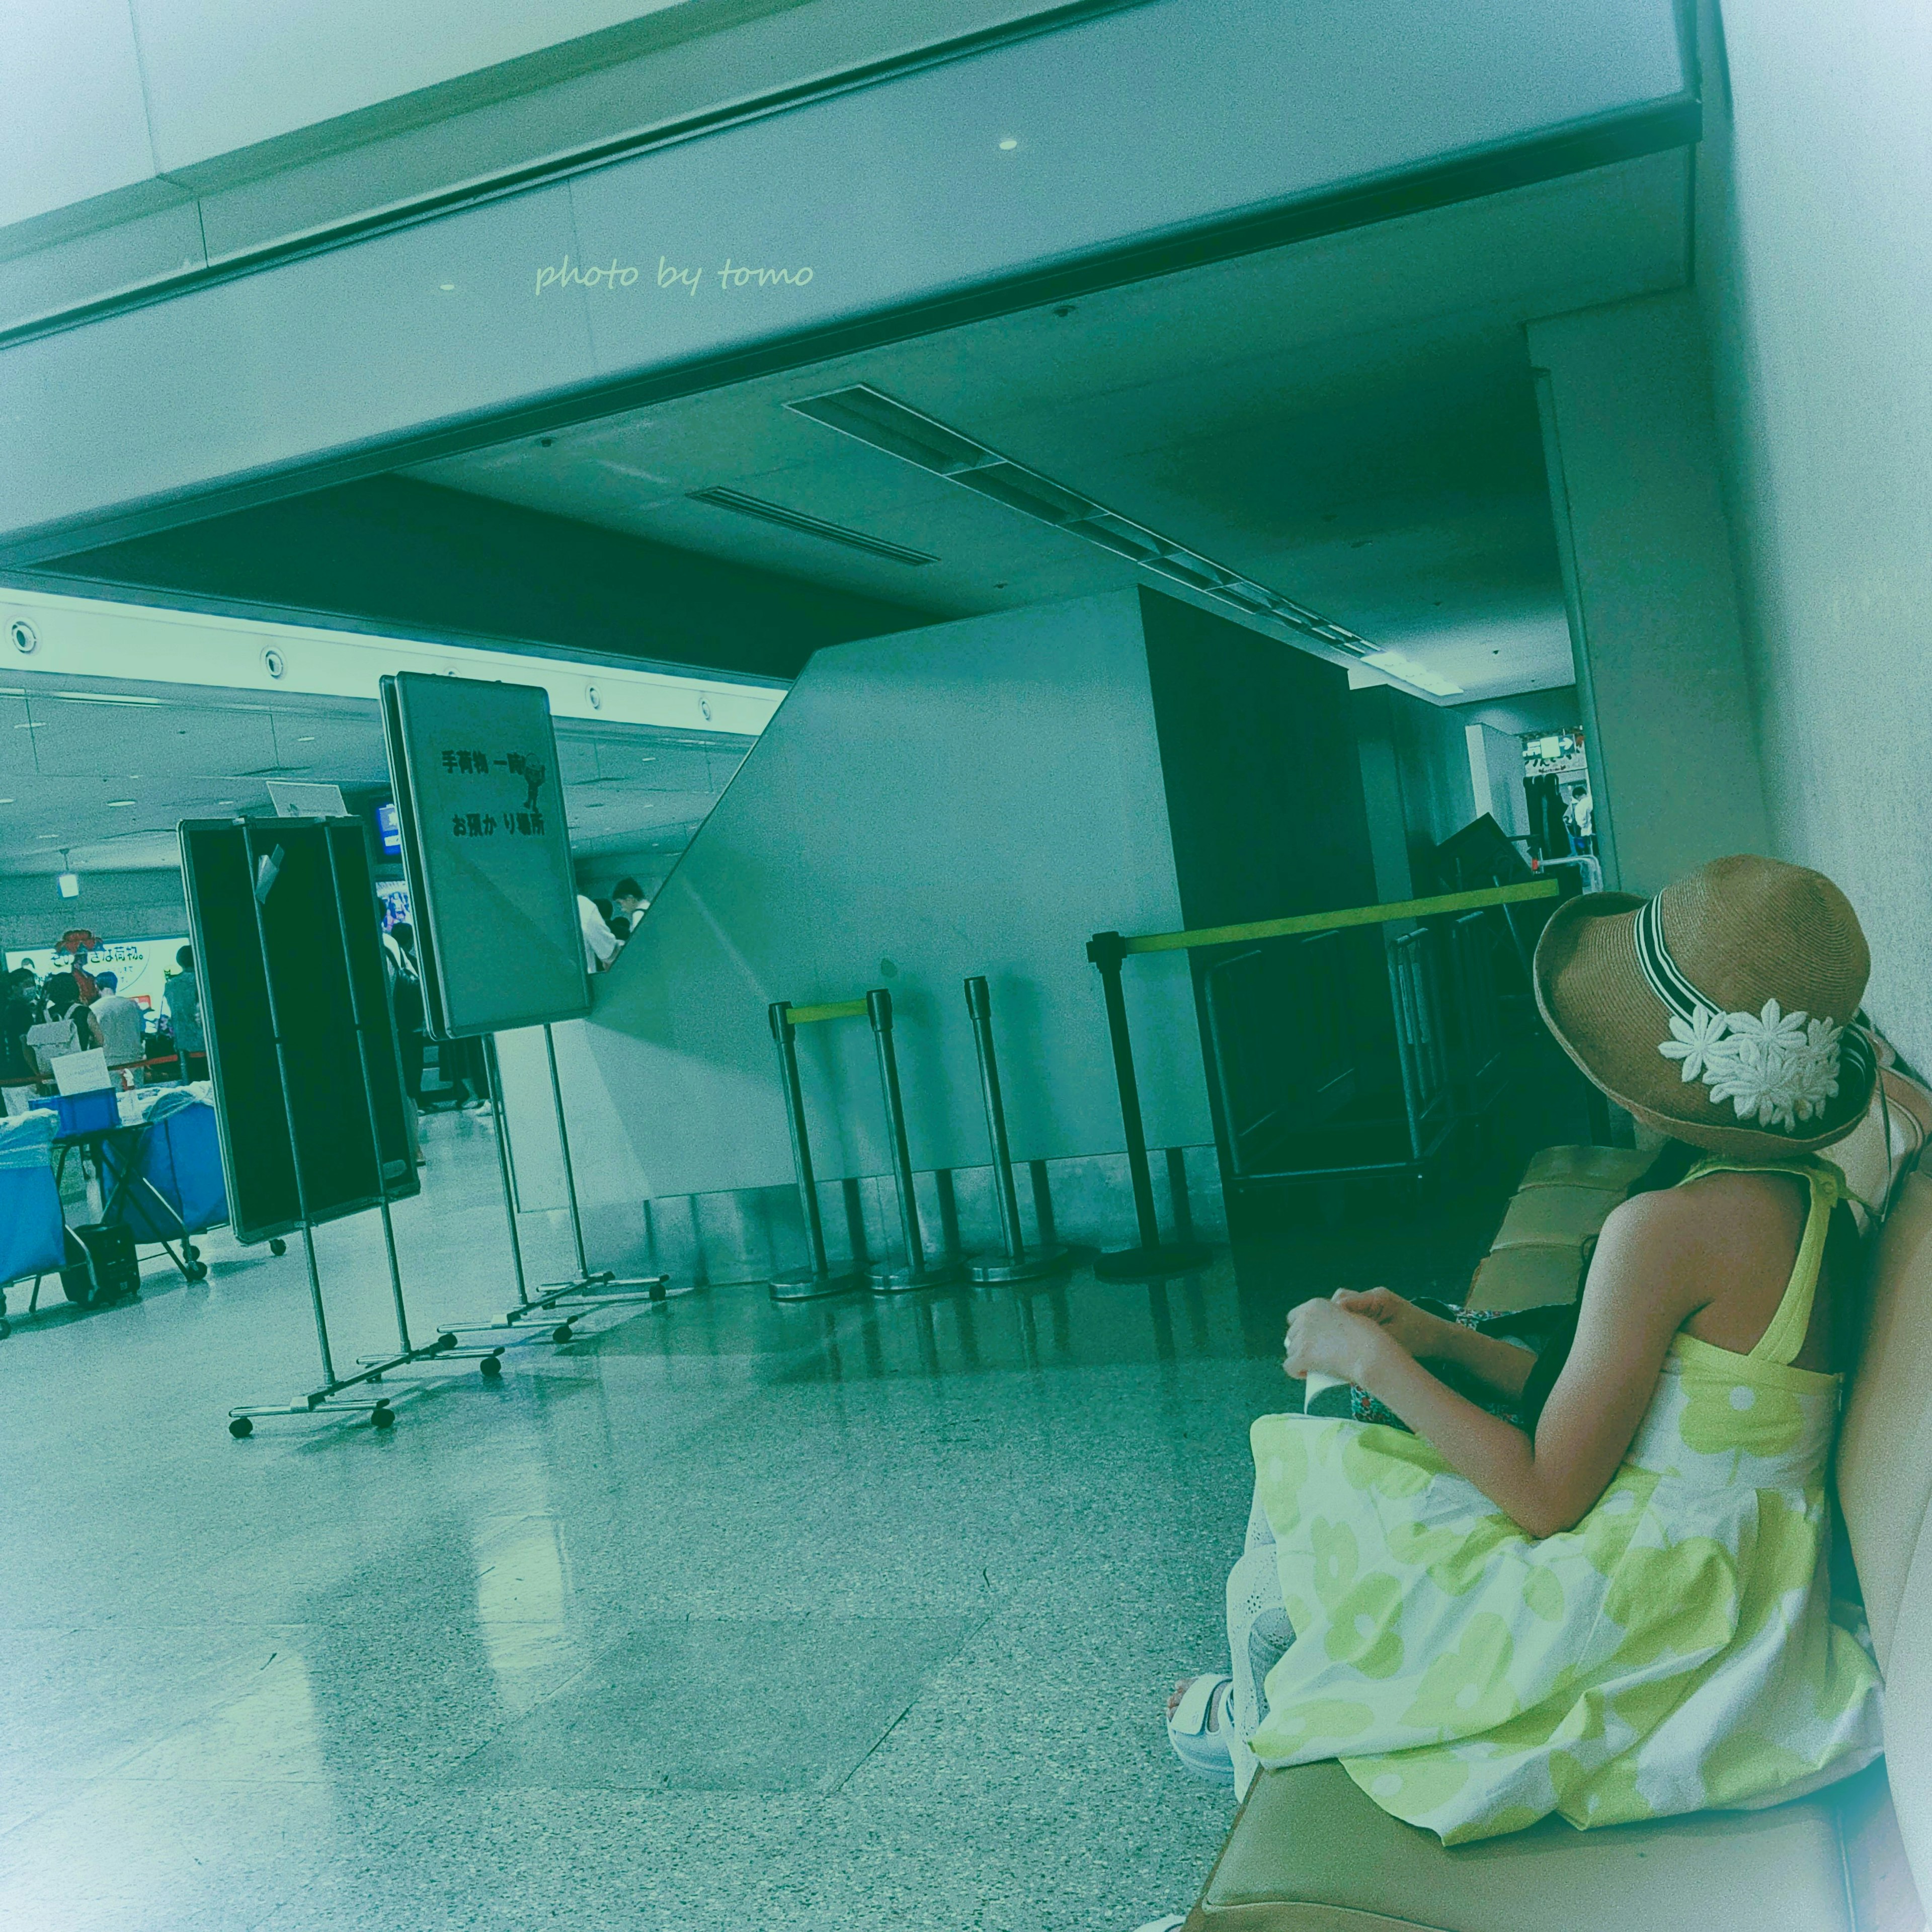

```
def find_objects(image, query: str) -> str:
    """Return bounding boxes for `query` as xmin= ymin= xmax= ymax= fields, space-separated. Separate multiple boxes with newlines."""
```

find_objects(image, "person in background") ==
xmin=608 ymin=914 xmax=631 ymax=943
xmin=1 ymin=968 xmax=39 ymax=1088
xmin=166 ymin=946 xmax=206 ymax=1080
xmin=387 ymin=923 xmax=429 ymax=1111
xmin=39 ymin=964 xmax=83 ymax=1026
xmin=613 ymin=877 xmax=650 ymax=928
xmin=578 ymin=894 xmax=619 ymax=974
xmin=86 ymin=972 xmax=148 ymax=1084
xmin=67 ymin=946 xmax=99 ymax=1007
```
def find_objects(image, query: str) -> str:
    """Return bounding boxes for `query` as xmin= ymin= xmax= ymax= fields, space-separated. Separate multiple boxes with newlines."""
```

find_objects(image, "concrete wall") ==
xmin=3 ymin=2 xmax=1087 ymax=329
xmin=564 ymin=591 xmax=1211 ymax=1213
xmin=0 ymin=868 xmax=189 ymax=953
xmin=1693 ymin=0 xmax=1932 ymax=1070
xmin=1527 ymin=288 xmax=1770 ymax=896
xmin=1351 ymin=685 xmax=1477 ymax=902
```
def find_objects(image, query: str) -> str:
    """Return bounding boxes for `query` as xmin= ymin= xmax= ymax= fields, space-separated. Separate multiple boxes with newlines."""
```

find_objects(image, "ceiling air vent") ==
xmin=782 ymin=383 xmax=1397 ymax=671
xmin=686 ymin=487 xmax=935 ymax=566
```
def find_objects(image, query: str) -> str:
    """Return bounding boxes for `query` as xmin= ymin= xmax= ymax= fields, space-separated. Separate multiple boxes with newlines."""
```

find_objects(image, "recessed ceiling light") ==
xmin=49 ymin=691 xmax=162 ymax=705
xmin=0 ymin=797 xmax=12 ymax=804
xmin=106 ymin=799 xmax=136 ymax=808
xmin=216 ymin=799 xmax=238 ymax=807
xmin=296 ymin=735 xmax=316 ymax=742
xmin=998 ymin=136 xmax=1019 ymax=150
xmin=1358 ymin=650 xmax=1465 ymax=698
xmin=14 ymin=721 xmax=40 ymax=730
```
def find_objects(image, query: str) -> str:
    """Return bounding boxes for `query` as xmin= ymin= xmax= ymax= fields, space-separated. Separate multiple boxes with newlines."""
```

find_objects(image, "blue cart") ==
xmin=0 ymin=1111 xmax=67 ymax=1340
xmin=98 ymin=1088 xmax=229 ymax=1282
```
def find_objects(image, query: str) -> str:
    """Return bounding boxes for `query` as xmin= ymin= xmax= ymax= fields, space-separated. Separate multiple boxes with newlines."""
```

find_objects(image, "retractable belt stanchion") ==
xmin=1085 ymin=931 xmax=1211 ymax=1282
xmin=227 ymin=825 xmax=457 ymax=1438
xmin=765 ymin=990 xmax=961 ymax=1298
xmin=768 ymin=999 xmax=864 ymax=1303
xmin=865 ymin=988 xmax=963 ymax=1293
xmin=1084 ymin=879 xmax=1562 ymax=1280
xmin=962 ymin=976 xmax=1070 ymax=1284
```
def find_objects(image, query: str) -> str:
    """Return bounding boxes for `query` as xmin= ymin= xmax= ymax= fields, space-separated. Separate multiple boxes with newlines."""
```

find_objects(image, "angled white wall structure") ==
xmin=497 ymin=586 xmax=1377 ymax=1275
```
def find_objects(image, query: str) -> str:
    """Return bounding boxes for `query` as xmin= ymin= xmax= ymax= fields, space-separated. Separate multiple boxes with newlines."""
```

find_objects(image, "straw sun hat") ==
xmin=1534 ymin=853 xmax=1875 ymax=1159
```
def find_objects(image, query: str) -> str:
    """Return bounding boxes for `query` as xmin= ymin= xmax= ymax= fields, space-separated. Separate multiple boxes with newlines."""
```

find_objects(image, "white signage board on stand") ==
xmin=379 ymin=673 xmax=589 ymax=1038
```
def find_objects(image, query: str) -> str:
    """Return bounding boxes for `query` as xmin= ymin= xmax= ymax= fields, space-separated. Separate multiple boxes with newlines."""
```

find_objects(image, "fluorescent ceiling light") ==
xmin=1359 ymin=650 xmax=1465 ymax=698
xmin=784 ymin=383 xmax=1381 ymax=662
xmin=105 ymin=799 xmax=136 ymax=807
xmin=49 ymin=691 xmax=163 ymax=705
xmin=687 ymin=487 xmax=935 ymax=566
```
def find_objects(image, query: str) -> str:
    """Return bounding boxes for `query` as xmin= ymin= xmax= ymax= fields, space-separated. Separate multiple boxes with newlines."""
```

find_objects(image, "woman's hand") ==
xmin=1328 ymin=1287 xmax=1453 ymax=1361
xmin=1283 ymin=1297 xmax=1391 ymax=1388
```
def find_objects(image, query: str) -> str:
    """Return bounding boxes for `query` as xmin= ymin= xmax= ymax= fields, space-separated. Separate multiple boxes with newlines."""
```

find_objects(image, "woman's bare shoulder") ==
xmin=1594 ymin=1168 xmax=1808 ymax=1304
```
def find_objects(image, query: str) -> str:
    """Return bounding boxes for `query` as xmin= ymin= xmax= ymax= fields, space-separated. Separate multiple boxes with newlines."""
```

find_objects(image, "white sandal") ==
xmin=1165 ymin=1674 xmax=1236 ymax=1785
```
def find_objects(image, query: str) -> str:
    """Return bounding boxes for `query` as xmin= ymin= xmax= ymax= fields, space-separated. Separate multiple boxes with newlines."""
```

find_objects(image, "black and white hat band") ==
xmin=1634 ymin=894 xmax=1870 ymax=1133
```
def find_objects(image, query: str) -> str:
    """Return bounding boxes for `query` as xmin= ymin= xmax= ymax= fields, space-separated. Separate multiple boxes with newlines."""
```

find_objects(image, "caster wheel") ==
xmin=269 ymin=1238 xmax=287 ymax=1257
xmin=0 ymin=1318 xmax=13 ymax=1340
xmin=182 ymin=1241 xmax=198 ymax=1262
xmin=479 ymin=1354 xmax=503 ymax=1380
xmin=186 ymin=1263 xmax=208 ymax=1283
xmin=228 ymin=1416 xmax=254 ymax=1439
xmin=551 ymin=1323 xmax=574 ymax=1344
xmin=437 ymin=1331 xmax=458 ymax=1351
xmin=371 ymin=1402 xmax=395 ymax=1430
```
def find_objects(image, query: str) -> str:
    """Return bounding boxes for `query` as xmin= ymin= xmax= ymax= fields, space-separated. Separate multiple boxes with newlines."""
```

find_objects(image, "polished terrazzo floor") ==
xmin=0 ymin=1109 xmax=1513 ymax=1932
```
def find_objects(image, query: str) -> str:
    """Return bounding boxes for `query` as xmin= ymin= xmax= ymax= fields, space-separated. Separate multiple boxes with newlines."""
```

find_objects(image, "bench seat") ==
xmin=1181 ymin=1077 xmax=1932 ymax=1931
xmin=1184 ymin=1758 xmax=1901 ymax=1932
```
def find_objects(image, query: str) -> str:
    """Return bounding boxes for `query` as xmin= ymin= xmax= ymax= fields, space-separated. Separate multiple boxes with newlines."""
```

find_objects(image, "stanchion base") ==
xmin=967 ymin=1244 xmax=1074 ymax=1284
xmin=769 ymin=1267 xmax=864 ymax=1303
xmin=1093 ymin=1241 xmax=1213 ymax=1281
xmin=867 ymin=1258 xmax=968 ymax=1293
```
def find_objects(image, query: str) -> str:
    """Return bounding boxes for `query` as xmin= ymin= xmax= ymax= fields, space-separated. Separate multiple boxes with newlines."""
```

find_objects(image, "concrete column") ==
xmin=1528 ymin=288 xmax=1769 ymax=896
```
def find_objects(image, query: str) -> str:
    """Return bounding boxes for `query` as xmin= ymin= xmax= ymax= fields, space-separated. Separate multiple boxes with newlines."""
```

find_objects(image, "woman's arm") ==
xmin=1286 ymin=1193 xmax=1706 ymax=1537
xmin=1330 ymin=1289 xmax=1537 ymax=1400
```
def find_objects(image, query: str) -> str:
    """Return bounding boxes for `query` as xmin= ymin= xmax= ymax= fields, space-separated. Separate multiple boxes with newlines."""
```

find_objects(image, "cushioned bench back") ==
xmin=1836 ymin=1162 xmax=1932 ymax=1915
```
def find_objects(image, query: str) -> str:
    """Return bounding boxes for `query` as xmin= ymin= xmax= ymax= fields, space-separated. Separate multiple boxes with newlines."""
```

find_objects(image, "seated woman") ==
xmin=1166 ymin=854 xmax=1885 ymax=1844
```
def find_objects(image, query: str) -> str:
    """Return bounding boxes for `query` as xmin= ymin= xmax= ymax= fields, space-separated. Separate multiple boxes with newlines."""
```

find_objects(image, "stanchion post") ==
xmin=1086 ymin=930 xmax=1211 ymax=1281
xmin=962 ymin=976 xmax=1069 ymax=1284
xmin=866 ymin=989 xmax=963 ymax=1292
xmin=769 ymin=1001 xmax=861 ymax=1302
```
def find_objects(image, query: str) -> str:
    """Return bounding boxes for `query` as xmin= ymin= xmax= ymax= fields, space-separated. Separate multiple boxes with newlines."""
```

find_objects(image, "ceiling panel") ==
xmin=410 ymin=148 xmax=1685 ymax=703
xmin=0 ymin=674 xmax=753 ymax=876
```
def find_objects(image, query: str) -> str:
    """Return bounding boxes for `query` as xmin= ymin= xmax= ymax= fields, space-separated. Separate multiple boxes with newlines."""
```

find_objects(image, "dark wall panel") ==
xmin=1139 ymin=588 xmax=1378 ymax=929
xmin=44 ymin=477 xmax=938 ymax=680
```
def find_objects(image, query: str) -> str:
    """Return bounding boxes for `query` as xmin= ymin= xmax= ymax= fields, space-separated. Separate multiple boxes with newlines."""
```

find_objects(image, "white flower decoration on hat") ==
xmin=1658 ymin=998 xmax=1842 ymax=1131
xmin=1636 ymin=897 xmax=1848 ymax=1134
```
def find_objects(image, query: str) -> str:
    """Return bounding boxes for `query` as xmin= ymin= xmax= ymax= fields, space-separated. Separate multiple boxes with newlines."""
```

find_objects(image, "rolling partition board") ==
xmin=379 ymin=673 xmax=589 ymax=1038
xmin=179 ymin=817 xmax=419 ymax=1244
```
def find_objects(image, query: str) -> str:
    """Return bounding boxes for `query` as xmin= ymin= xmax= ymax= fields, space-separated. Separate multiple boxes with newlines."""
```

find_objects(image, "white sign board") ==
xmin=379 ymin=673 xmax=589 ymax=1037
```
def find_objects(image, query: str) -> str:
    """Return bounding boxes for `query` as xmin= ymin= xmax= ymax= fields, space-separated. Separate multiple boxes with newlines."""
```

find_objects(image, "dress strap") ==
xmin=1679 ymin=1157 xmax=1842 ymax=1366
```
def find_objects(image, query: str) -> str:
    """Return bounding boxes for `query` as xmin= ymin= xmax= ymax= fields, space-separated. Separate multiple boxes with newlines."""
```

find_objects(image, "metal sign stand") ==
xmin=961 ymin=976 xmax=1070 ymax=1284
xmin=227 ymin=823 xmax=459 ymax=1438
xmin=435 ymin=1024 xmax=680 ymax=1346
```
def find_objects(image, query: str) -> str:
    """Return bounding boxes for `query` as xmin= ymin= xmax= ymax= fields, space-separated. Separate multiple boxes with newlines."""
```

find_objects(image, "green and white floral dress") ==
xmin=1243 ymin=1156 xmax=1883 ymax=1843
